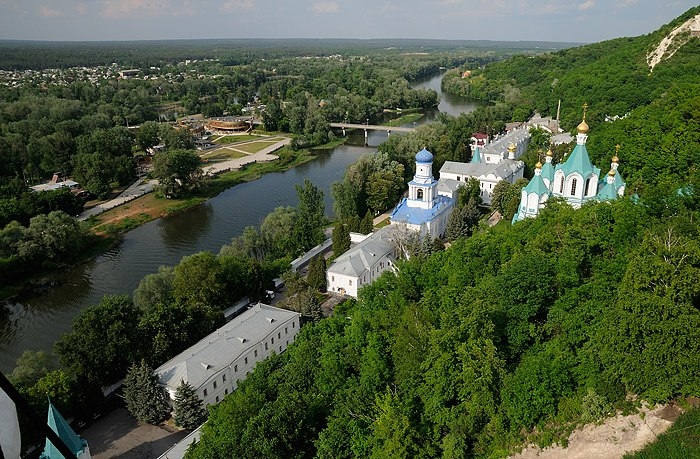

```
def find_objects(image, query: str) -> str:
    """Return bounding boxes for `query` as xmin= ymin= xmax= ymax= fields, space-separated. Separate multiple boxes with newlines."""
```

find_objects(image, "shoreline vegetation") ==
xmin=0 ymin=136 xmax=344 ymax=303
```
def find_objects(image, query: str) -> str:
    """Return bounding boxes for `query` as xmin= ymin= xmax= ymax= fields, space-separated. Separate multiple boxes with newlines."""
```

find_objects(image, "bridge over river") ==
xmin=330 ymin=122 xmax=415 ymax=144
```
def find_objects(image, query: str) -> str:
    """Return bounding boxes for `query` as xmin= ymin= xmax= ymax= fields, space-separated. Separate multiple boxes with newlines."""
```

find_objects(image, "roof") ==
xmin=41 ymin=400 xmax=87 ymax=459
xmin=154 ymin=303 xmax=299 ymax=392
xmin=555 ymin=143 xmax=600 ymax=179
xmin=437 ymin=178 xmax=461 ymax=195
xmin=327 ymin=226 xmax=395 ymax=278
xmin=481 ymin=128 xmax=529 ymax=159
xmin=440 ymin=159 xmax=524 ymax=181
xmin=524 ymin=173 xmax=549 ymax=197
xmin=415 ymin=148 xmax=433 ymax=163
xmin=541 ymin=161 xmax=555 ymax=183
xmin=596 ymin=181 xmax=619 ymax=201
xmin=390 ymin=195 xmax=454 ymax=226
xmin=470 ymin=146 xmax=482 ymax=163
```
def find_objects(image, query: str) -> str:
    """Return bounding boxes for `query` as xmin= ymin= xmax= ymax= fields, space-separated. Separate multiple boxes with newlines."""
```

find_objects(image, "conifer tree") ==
xmin=360 ymin=211 xmax=374 ymax=234
xmin=173 ymin=379 xmax=207 ymax=429
xmin=332 ymin=223 xmax=351 ymax=256
xmin=307 ymin=255 xmax=327 ymax=292
xmin=123 ymin=359 xmax=171 ymax=425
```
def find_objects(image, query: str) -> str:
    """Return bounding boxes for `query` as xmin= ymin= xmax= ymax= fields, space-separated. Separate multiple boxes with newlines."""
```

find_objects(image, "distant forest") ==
xmin=0 ymin=38 xmax=579 ymax=70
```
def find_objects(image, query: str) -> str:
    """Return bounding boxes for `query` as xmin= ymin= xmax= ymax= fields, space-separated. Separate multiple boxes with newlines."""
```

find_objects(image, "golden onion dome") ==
xmin=535 ymin=161 xmax=543 ymax=169
xmin=508 ymin=142 xmax=516 ymax=152
xmin=608 ymin=169 xmax=616 ymax=177
xmin=577 ymin=118 xmax=589 ymax=133
xmin=546 ymin=148 xmax=553 ymax=157
xmin=612 ymin=144 xmax=620 ymax=163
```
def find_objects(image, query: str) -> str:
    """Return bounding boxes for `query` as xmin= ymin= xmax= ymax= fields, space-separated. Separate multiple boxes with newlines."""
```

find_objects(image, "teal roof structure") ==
xmin=555 ymin=143 xmax=600 ymax=179
xmin=524 ymin=173 xmax=549 ymax=197
xmin=596 ymin=181 xmax=619 ymax=201
xmin=470 ymin=146 xmax=481 ymax=163
xmin=41 ymin=400 xmax=88 ymax=459
xmin=541 ymin=161 xmax=555 ymax=183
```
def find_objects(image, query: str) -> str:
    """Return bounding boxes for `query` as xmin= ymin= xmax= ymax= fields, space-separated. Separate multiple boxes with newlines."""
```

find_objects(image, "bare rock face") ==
xmin=647 ymin=13 xmax=700 ymax=72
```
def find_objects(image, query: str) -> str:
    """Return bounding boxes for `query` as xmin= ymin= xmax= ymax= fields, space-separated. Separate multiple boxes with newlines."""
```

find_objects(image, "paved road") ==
xmin=77 ymin=178 xmax=158 ymax=221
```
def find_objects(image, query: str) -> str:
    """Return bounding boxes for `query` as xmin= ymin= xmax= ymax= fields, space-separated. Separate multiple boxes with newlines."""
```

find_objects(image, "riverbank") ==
xmin=88 ymin=138 xmax=342 ymax=235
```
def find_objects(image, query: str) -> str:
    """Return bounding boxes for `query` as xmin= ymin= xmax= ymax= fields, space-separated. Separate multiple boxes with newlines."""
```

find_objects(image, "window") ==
xmin=559 ymin=177 xmax=564 ymax=194
xmin=213 ymin=381 xmax=217 ymax=389
xmin=234 ymin=365 xmax=238 ymax=372
xmin=225 ymin=389 xmax=228 ymax=395
xmin=203 ymin=389 xmax=208 ymax=397
xmin=254 ymin=350 xmax=258 ymax=357
xmin=216 ymin=396 xmax=219 ymax=403
xmin=457 ymin=176 xmax=461 ymax=181
xmin=570 ymin=178 xmax=577 ymax=196
xmin=293 ymin=321 xmax=295 ymax=328
xmin=278 ymin=332 xmax=281 ymax=339
xmin=272 ymin=337 xmax=275 ymax=344
xmin=265 ymin=342 xmax=268 ymax=350
xmin=331 ymin=275 xmax=335 ymax=282
xmin=417 ymin=189 xmax=424 ymax=200
xmin=286 ymin=340 xmax=289 ymax=345
xmin=223 ymin=374 xmax=226 ymax=382
xmin=585 ymin=178 xmax=591 ymax=196
xmin=279 ymin=346 xmax=282 ymax=352
xmin=349 ymin=280 xmax=352 ymax=286
xmin=285 ymin=327 xmax=288 ymax=334
xmin=244 ymin=357 xmax=248 ymax=365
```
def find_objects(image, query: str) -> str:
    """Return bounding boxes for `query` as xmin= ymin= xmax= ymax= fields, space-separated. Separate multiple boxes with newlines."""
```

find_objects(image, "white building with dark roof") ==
xmin=326 ymin=226 xmax=396 ymax=298
xmin=154 ymin=303 xmax=300 ymax=407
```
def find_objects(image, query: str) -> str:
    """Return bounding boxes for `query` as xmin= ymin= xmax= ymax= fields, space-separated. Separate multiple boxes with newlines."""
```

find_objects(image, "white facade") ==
xmin=327 ymin=226 xmax=396 ymax=298
xmin=154 ymin=303 xmax=300 ymax=407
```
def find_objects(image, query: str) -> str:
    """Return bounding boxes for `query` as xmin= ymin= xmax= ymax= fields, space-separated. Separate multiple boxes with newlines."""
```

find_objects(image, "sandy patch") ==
xmin=510 ymin=403 xmax=683 ymax=459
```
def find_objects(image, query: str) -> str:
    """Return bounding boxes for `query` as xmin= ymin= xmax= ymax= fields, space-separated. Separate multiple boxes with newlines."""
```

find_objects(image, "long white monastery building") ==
xmin=154 ymin=303 xmax=300 ymax=407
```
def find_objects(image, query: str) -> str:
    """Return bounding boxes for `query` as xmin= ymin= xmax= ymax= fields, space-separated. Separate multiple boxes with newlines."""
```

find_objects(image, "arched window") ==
xmin=417 ymin=189 xmax=424 ymax=200
xmin=570 ymin=178 xmax=578 ymax=196
xmin=585 ymin=178 xmax=591 ymax=196
xmin=558 ymin=177 xmax=564 ymax=194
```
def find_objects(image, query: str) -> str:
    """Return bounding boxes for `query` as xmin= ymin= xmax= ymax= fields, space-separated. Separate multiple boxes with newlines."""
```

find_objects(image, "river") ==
xmin=0 ymin=72 xmax=482 ymax=373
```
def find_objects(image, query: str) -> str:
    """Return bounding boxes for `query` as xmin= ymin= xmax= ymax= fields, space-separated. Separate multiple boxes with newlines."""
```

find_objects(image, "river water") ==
xmin=0 ymin=72 xmax=481 ymax=373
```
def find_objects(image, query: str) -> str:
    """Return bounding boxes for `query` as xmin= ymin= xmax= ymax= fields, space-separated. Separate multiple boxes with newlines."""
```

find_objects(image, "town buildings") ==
xmin=154 ymin=303 xmax=300 ymax=407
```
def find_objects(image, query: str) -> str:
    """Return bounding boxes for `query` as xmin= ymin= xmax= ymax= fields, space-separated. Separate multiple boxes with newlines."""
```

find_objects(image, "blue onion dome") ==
xmin=415 ymin=148 xmax=433 ymax=163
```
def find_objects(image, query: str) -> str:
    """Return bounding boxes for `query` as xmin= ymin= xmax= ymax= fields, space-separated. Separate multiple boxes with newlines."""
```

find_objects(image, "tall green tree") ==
xmin=152 ymin=149 xmax=203 ymax=198
xmin=55 ymin=294 xmax=143 ymax=386
xmin=123 ymin=359 xmax=171 ymax=425
xmin=293 ymin=179 xmax=325 ymax=253
xmin=174 ymin=379 xmax=207 ymax=429
xmin=307 ymin=255 xmax=327 ymax=292
xmin=332 ymin=223 xmax=350 ymax=257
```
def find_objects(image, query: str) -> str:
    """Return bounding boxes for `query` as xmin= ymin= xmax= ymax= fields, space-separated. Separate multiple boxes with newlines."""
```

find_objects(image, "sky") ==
xmin=0 ymin=0 xmax=697 ymax=43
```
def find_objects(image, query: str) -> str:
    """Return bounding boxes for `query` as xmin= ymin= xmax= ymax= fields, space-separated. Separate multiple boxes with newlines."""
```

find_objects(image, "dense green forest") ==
xmin=184 ymin=8 xmax=700 ymax=458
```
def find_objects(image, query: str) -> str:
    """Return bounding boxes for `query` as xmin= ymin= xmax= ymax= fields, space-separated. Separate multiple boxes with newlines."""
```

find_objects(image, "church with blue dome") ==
xmin=513 ymin=107 xmax=626 ymax=223
xmin=390 ymin=148 xmax=455 ymax=238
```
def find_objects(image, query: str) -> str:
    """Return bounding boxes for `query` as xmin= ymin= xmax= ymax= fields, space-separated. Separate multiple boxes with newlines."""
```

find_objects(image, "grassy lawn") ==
xmin=201 ymin=149 xmax=248 ymax=161
xmin=214 ymin=134 xmax=260 ymax=144
xmin=235 ymin=142 xmax=270 ymax=154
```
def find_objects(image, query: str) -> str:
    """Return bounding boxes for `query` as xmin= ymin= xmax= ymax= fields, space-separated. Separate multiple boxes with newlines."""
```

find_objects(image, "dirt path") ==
xmin=509 ymin=403 xmax=682 ymax=459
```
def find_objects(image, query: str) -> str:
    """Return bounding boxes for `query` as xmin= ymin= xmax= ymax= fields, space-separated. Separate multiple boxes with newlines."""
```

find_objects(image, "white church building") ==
xmin=513 ymin=110 xmax=626 ymax=223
